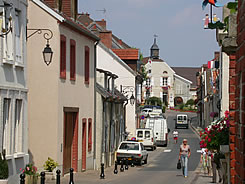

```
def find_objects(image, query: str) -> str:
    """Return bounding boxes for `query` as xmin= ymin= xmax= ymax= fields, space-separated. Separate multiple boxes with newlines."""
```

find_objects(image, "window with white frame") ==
xmin=13 ymin=99 xmax=22 ymax=153
xmin=2 ymin=98 xmax=11 ymax=154
xmin=176 ymin=84 xmax=182 ymax=94
xmin=15 ymin=10 xmax=22 ymax=63
xmin=162 ymin=77 xmax=168 ymax=87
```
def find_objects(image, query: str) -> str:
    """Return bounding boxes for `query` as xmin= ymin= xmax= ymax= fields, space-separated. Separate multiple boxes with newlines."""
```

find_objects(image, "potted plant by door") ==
xmin=21 ymin=164 xmax=38 ymax=184
xmin=43 ymin=157 xmax=58 ymax=180
xmin=0 ymin=150 xmax=8 ymax=184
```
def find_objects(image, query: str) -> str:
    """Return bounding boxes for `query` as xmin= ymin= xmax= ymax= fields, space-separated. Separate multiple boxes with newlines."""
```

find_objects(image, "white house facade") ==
xmin=0 ymin=0 xmax=28 ymax=183
xmin=97 ymin=43 xmax=137 ymax=138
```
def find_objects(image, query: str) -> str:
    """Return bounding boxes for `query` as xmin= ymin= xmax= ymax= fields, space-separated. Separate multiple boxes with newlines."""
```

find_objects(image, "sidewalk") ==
xmin=189 ymin=118 xmax=221 ymax=184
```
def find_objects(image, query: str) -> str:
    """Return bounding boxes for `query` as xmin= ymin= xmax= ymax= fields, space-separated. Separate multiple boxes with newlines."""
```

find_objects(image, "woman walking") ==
xmin=179 ymin=139 xmax=191 ymax=178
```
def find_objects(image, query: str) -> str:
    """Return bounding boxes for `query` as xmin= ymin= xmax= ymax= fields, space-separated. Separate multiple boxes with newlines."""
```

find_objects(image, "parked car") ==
xmin=136 ymin=128 xmax=156 ymax=150
xmin=145 ymin=115 xmax=169 ymax=146
xmin=116 ymin=141 xmax=148 ymax=166
xmin=142 ymin=108 xmax=153 ymax=116
xmin=175 ymin=114 xmax=189 ymax=129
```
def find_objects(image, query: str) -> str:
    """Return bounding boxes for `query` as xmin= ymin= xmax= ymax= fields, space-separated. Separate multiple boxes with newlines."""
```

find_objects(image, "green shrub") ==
xmin=162 ymin=106 xmax=166 ymax=113
xmin=43 ymin=157 xmax=58 ymax=172
xmin=186 ymin=99 xmax=195 ymax=106
xmin=0 ymin=150 xmax=9 ymax=179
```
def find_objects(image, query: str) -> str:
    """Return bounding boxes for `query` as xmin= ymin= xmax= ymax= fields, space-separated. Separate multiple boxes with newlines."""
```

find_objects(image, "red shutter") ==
xmin=88 ymin=118 xmax=92 ymax=152
xmin=60 ymin=35 xmax=66 ymax=79
xmin=70 ymin=39 xmax=76 ymax=81
xmin=85 ymin=46 xmax=90 ymax=84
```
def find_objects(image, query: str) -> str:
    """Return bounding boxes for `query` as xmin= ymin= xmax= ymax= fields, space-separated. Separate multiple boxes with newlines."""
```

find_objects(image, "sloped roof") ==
xmin=172 ymin=67 xmax=200 ymax=87
xmin=96 ymin=83 xmax=127 ymax=102
xmin=77 ymin=13 xmax=94 ymax=26
xmin=32 ymin=0 xmax=99 ymax=41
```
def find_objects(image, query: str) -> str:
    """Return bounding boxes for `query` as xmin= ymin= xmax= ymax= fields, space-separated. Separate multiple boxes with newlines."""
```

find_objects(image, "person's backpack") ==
xmin=177 ymin=159 xmax=181 ymax=169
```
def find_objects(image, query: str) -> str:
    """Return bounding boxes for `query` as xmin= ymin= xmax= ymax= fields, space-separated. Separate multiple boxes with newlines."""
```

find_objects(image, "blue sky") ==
xmin=78 ymin=0 xmax=231 ymax=67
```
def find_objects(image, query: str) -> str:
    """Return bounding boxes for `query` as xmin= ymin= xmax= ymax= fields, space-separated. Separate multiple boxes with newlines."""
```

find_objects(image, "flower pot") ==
xmin=45 ymin=171 xmax=55 ymax=181
xmin=25 ymin=175 xmax=38 ymax=184
xmin=220 ymin=145 xmax=229 ymax=154
xmin=0 ymin=179 xmax=8 ymax=184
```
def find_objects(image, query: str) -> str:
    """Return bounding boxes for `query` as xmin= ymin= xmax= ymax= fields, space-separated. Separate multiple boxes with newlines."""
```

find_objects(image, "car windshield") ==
xmin=137 ymin=131 xmax=143 ymax=138
xmin=145 ymin=131 xmax=150 ymax=138
xmin=119 ymin=143 xmax=139 ymax=150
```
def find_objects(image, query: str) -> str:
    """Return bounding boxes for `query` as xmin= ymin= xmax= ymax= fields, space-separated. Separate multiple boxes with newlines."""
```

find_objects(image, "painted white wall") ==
xmin=144 ymin=61 xmax=175 ymax=107
xmin=97 ymin=44 xmax=137 ymax=138
xmin=220 ymin=52 xmax=229 ymax=116
xmin=28 ymin=0 xmax=96 ymax=173
xmin=0 ymin=0 xmax=28 ymax=183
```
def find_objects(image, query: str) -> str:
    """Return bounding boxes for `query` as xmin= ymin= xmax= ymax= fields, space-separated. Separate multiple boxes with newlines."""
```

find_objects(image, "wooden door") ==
xmin=63 ymin=112 xmax=78 ymax=174
xmin=82 ymin=118 xmax=87 ymax=170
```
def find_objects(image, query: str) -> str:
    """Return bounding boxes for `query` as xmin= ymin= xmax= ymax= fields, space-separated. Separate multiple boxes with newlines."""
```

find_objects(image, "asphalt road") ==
xmin=52 ymin=110 xmax=201 ymax=184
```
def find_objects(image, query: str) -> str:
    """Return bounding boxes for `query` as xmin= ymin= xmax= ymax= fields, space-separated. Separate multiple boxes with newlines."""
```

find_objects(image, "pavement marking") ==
xmin=196 ymin=150 xmax=202 ymax=153
xmin=163 ymin=149 xmax=172 ymax=152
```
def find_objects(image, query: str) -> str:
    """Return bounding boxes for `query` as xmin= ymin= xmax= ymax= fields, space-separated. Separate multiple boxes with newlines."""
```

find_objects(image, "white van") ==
xmin=145 ymin=115 xmax=169 ymax=147
xmin=175 ymin=114 xmax=189 ymax=129
xmin=136 ymin=128 xmax=156 ymax=150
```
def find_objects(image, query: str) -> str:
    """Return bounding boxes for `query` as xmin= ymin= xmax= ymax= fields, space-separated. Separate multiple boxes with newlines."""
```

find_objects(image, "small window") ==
xmin=145 ymin=131 xmax=150 ymax=138
xmin=70 ymin=39 xmax=76 ymax=80
xmin=60 ymin=35 xmax=66 ymax=79
xmin=84 ymin=46 xmax=90 ymax=84
xmin=88 ymin=118 xmax=92 ymax=152
xmin=137 ymin=131 xmax=143 ymax=138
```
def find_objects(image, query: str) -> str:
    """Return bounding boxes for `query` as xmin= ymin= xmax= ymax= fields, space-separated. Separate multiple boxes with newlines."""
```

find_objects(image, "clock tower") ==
xmin=150 ymin=37 xmax=159 ymax=59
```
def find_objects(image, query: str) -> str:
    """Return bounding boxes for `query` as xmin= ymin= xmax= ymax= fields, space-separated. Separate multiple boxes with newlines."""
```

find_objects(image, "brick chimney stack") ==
xmin=99 ymin=31 xmax=112 ymax=49
xmin=214 ymin=51 xmax=220 ymax=60
xmin=42 ymin=0 xmax=77 ymax=19
xmin=95 ymin=19 xmax=106 ymax=30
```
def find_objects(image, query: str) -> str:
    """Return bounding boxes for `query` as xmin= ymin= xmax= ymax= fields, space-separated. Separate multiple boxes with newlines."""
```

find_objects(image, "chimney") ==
xmin=118 ymin=39 xmax=122 ymax=46
xmin=214 ymin=51 xmax=220 ymax=61
xmin=99 ymin=31 xmax=112 ymax=49
xmin=42 ymin=0 xmax=77 ymax=19
xmin=95 ymin=19 xmax=106 ymax=30
xmin=42 ymin=0 xmax=56 ymax=8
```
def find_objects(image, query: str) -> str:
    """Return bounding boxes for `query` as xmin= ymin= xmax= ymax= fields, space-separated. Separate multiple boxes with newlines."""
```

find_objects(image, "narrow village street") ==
xmin=46 ymin=111 xmax=210 ymax=184
xmin=1 ymin=0 xmax=245 ymax=184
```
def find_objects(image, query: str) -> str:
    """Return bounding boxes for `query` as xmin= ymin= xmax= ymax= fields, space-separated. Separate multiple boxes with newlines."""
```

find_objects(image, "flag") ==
xmin=208 ymin=60 xmax=214 ymax=69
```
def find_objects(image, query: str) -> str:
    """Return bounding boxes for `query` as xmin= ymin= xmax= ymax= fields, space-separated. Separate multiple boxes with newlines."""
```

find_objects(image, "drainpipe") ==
xmin=93 ymin=41 xmax=99 ymax=169
xmin=123 ymin=100 xmax=129 ymax=140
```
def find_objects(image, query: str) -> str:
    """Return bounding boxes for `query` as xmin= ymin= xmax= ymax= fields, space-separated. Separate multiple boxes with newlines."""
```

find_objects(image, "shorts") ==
xmin=174 ymin=137 xmax=178 ymax=140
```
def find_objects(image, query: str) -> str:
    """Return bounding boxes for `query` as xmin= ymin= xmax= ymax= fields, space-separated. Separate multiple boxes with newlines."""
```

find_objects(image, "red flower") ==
xmin=208 ymin=138 xmax=211 ymax=142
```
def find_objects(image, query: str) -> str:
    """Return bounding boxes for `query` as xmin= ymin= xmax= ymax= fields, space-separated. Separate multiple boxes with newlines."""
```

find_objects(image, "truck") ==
xmin=145 ymin=113 xmax=169 ymax=147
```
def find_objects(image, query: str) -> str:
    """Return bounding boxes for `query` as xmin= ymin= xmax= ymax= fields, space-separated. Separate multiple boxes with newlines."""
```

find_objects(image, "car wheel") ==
xmin=138 ymin=159 xmax=142 ymax=166
xmin=144 ymin=156 xmax=148 ymax=164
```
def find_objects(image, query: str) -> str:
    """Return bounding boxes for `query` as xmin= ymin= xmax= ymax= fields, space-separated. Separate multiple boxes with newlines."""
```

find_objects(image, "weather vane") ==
xmin=202 ymin=0 xmax=223 ymax=29
xmin=96 ymin=8 xmax=106 ymax=20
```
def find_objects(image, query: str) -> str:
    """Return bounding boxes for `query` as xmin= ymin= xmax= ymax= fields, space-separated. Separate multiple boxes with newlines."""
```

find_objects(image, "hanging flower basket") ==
xmin=199 ymin=112 xmax=230 ymax=150
xmin=161 ymin=86 xmax=168 ymax=90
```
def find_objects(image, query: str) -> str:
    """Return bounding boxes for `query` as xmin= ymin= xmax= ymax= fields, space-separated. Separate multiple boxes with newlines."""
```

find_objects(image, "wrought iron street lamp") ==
xmin=120 ymin=85 xmax=135 ymax=106
xmin=0 ymin=3 xmax=13 ymax=37
xmin=129 ymin=94 xmax=135 ymax=106
xmin=27 ymin=29 xmax=54 ymax=66
xmin=42 ymin=42 xmax=53 ymax=66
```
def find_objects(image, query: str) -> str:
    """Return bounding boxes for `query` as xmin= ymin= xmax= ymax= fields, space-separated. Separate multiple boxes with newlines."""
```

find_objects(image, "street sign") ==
xmin=131 ymin=137 xmax=136 ymax=141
